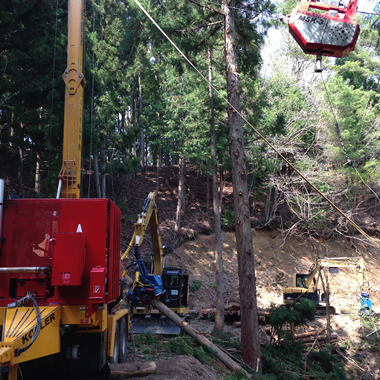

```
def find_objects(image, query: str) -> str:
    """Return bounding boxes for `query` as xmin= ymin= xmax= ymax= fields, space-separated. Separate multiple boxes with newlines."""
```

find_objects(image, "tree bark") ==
xmin=100 ymin=132 xmax=106 ymax=198
xmin=94 ymin=153 xmax=102 ymax=198
xmin=109 ymin=362 xmax=157 ymax=378
xmin=219 ymin=167 xmax=224 ymax=215
xmin=35 ymin=152 xmax=40 ymax=195
xmin=209 ymin=45 xmax=225 ymax=337
xmin=222 ymin=0 xmax=261 ymax=372
xmin=164 ymin=150 xmax=170 ymax=186
xmin=138 ymin=72 xmax=144 ymax=168
xmin=151 ymin=299 xmax=251 ymax=378
xmin=18 ymin=146 xmax=23 ymax=196
xmin=175 ymin=155 xmax=185 ymax=235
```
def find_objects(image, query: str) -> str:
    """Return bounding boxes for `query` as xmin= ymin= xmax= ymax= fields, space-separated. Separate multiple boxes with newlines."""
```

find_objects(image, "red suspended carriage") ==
xmin=287 ymin=0 xmax=360 ymax=59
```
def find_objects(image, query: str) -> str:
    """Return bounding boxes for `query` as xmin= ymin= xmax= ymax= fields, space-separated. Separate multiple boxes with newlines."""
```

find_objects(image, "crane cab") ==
xmin=288 ymin=0 xmax=360 ymax=58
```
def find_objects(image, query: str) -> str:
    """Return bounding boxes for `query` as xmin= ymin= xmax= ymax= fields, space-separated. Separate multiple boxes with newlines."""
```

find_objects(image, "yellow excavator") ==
xmin=122 ymin=192 xmax=189 ymax=334
xmin=283 ymin=257 xmax=373 ymax=315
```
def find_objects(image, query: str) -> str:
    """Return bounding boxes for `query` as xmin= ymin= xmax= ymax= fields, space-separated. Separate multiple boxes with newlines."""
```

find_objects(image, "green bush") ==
xmin=221 ymin=206 xmax=235 ymax=229
xmin=193 ymin=346 xmax=205 ymax=363
xmin=189 ymin=280 xmax=202 ymax=292
xmin=168 ymin=336 xmax=192 ymax=355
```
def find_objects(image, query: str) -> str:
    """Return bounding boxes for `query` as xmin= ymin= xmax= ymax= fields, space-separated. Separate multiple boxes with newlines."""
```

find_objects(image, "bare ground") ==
xmin=118 ymin=166 xmax=380 ymax=379
xmin=2 ymin=163 xmax=380 ymax=378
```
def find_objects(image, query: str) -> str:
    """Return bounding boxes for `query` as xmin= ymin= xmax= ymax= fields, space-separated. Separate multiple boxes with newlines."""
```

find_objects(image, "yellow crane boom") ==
xmin=59 ymin=0 xmax=86 ymax=199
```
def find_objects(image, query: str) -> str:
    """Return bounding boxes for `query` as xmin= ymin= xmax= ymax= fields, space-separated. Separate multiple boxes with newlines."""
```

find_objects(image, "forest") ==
xmin=1 ymin=0 xmax=380 ymax=378
xmin=1 ymin=0 xmax=379 ymax=236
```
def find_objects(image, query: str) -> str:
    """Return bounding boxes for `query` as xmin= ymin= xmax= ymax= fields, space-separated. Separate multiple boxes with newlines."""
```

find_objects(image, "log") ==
xmin=151 ymin=299 xmax=252 ymax=379
xmin=300 ymin=338 xmax=338 ymax=347
xmin=294 ymin=330 xmax=326 ymax=339
xmin=110 ymin=361 xmax=157 ymax=378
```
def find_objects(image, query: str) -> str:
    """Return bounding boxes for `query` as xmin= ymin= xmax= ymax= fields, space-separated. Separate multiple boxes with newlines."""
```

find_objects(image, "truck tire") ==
xmin=110 ymin=322 xmax=120 ymax=364
xmin=118 ymin=317 xmax=127 ymax=363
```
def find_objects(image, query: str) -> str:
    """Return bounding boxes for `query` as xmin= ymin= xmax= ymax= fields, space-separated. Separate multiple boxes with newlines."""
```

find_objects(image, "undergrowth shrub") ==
xmin=269 ymin=298 xmax=316 ymax=342
xmin=189 ymin=280 xmax=202 ymax=292
xmin=262 ymin=344 xmax=346 ymax=379
xmin=168 ymin=336 xmax=192 ymax=355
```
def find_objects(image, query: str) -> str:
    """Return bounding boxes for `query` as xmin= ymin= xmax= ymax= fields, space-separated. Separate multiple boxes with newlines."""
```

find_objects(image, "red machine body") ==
xmin=0 ymin=198 xmax=121 ymax=317
xmin=288 ymin=0 xmax=360 ymax=58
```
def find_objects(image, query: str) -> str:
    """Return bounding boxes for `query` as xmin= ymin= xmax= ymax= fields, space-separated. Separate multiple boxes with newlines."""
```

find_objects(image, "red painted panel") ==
xmin=89 ymin=267 xmax=106 ymax=301
xmin=52 ymin=232 xmax=86 ymax=286
xmin=0 ymin=198 xmax=122 ymax=309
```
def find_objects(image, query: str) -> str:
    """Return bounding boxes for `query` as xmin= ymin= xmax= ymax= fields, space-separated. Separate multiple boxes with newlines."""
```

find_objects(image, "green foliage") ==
xmin=136 ymin=332 xmax=155 ymax=346
xmin=221 ymin=206 xmax=235 ymax=229
xmin=262 ymin=344 xmax=346 ymax=379
xmin=168 ymin=336 xmax=193 ymax=355
xmin=189 ymin=280 xmax=202 ymax=292
xmin=269 ymin=299 xmax=316 ymax=341
xmin=193 ymin=346 xmax=205 ymax=364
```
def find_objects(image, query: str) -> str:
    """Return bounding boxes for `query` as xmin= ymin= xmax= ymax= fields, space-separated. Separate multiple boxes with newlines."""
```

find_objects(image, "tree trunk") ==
xmin=35 ymin=152 xmax=40 ymax=195
xmin=100 ymin=133 xmax=106 ymax=198
xmin=132 ymin=94 xmax=137 ymax=157
xmin=109 ymin=362 xmax=157 ymax=378
xmin=219 ymin=167 xmax=224 ymax=215
xmin=165 ymin=150 xmax=170 ymax=186
xmin=151 ymin=299 xmax=251 ymax=378
xmin=222 ymin=0 xmax=261 ymax=372
xmin=156 ymin=162 xmax=160 ymax=195
xmin=18 ymin=146 xmax=23 ymax=196
xmin=175 ymin=155 xmax=185 ymax=235
xmin=206 ymin=170 xmax=210 ymax=211
xmin=138 ymin=72 xmax=144 ymax=168
xmin=209 ymin=45 xmax=225 ymax=337
xmin=94 ymin=153 xmax=102 ymax=198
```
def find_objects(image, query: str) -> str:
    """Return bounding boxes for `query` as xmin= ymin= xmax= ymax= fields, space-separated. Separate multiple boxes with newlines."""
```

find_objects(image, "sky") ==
xmin=260 ymin=0 xmax=378 ymax=78
xmin=357 ymin=0 xmax=377 ymax=12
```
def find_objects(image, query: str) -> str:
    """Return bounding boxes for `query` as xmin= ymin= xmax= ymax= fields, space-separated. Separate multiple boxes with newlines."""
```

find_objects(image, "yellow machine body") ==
xmin=283 ymin=256 xmax=370 ymax=305
xmin=0 ymin=306 xmax=61 ymax=366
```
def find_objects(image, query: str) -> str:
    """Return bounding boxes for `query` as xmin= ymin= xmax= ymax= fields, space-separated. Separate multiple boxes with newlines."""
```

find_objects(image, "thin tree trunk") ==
xmin=35 ymin=152 xmax=40 ymax=195
xmin=132 ymin=94 xmax=137 ymax=157
xmin=100 ymin=133 xmax=106 ymax=198
xmin=222 ymin=0 xmax=261 ymax=371
xmin=156 ymin=163 xmax=160 ymax=195
xmin=165 ymin=150 xmax=170 ymax=186
xmin=94 ymin=153 xmax=101 ymax=198
xmin=18 ymin=146 xmax=23 ymax=196
xmin=206 ymin=170 xmax=210 ymax=211
xmin=158 ymin=149 xmax=163 ymax=168
xmin=151 ymin=299 xmax=251 ymax=378
xmin=138 ymin=72 xmax=144 ymax=168
xmin=175 ymin=155 xmax=185 ymax=235
xmin=209 ymin=45 xmax=224 ymax=337
xmin=219 ymin=167 xmax=224 ymax=215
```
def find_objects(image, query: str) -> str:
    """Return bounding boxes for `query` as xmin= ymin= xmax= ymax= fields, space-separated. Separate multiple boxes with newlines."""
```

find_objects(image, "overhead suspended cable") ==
xmin=132 ymin=0 xmax=380 ymax=250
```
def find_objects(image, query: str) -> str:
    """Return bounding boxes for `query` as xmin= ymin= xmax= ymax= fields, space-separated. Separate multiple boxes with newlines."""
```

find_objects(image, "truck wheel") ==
xmin=118 ymin=317 xmax=127 ymax=363
xmin=111 ymin=322 xmax=120 ymax=364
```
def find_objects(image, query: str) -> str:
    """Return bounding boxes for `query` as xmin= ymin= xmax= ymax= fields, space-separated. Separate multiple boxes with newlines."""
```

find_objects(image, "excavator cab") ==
xmin=161 ymin=268 xmax=189 ymax=310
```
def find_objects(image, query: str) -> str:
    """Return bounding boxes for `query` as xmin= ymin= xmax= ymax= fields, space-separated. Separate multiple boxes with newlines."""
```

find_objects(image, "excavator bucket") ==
xmin=130 ymin=314 xmax=182 ymax=335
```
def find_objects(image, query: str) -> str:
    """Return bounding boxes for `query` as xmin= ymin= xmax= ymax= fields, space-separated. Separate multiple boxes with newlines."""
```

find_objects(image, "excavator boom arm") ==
xmin=59 ymin=0 xmax=86 ymax=199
